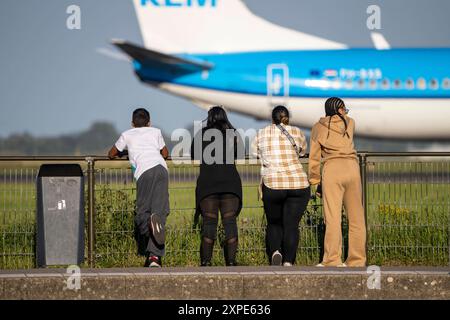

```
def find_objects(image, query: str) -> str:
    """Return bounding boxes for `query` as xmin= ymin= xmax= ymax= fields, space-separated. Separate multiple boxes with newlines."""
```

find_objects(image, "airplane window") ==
xmin=331 ymin=78 xmax=341 ymax=89
xmin=417 ymin=78 xmax=426 ymax=90
xmin=393 ymin=79 xmax=402 ymax=89
xmin=369 ymin=79 xmax=377 ymax=89
xmin=381 ymin=78 xmax=390 ymax=89
xmin=406 ymin=78 xmax=414 ymax=89
xmin=345 ymin=79 xmax=353 ymax=89
xmin=430 ymin=78 xmax=439 ymax=89
xmin=357 ymin=79 xmax=365 ymax=89
xmin=443 ymin=78 xmax=450 ymax=89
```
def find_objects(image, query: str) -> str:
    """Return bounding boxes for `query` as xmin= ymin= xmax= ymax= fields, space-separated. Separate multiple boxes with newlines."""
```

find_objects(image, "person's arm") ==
xmin=108 ymin=134 xmax=127 ymax=159
xmin=190 ymin=130 xmax=202 ymax=161
xmin=349 ymin=118 xmax=356 ymax=141
xmin=250 ymin=132 xmax=259 ymax=159
xmin=160 ymin=146 xmax=169 ymax=160
xmin=157 ymin=129 xmax=169 ymax=160
xmin=297 ymin=129 xmax=307 ymax=158
xmin=308 ymin=126 xmax=322 ymax=186
xmin=234 ymin=130 xmax=245 ymax=160
xmin=190 ymin=136 xmax=195 ymax=160
xmin=108 ymin=146 xmax=120 ymax=159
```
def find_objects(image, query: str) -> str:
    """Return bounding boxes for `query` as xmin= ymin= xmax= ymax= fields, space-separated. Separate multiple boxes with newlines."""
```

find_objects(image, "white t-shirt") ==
xmin=115 ymin=127 xmax=168 ymax=180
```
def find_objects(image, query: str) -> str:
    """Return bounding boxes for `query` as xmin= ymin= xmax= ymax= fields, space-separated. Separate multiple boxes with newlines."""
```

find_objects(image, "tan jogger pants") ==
xmin=321 ymin=158 xmax=366 ymax=267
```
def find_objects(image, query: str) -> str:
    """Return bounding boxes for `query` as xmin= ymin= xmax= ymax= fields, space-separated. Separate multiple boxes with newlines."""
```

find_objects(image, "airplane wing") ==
xmin=112 ymin=40 xmax=214 ymax=73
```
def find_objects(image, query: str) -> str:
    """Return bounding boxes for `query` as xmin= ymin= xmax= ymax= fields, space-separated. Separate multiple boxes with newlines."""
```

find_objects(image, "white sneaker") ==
xmin=283 ymin=262 xmax=293 ymax=267
xmin=145 ymin=255 xmax=161 ymax=268
xmin=316 ymin=263 xmax=347 ymax=267
xmin=271 ymin=250 xmax=282 ymax=266
xmin=149 ymin=261 xmax=161 ymax=268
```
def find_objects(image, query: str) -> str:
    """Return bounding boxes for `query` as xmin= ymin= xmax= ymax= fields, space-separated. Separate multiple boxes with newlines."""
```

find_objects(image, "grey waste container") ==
xmin=36 ymin=164 xmax=84 ymax=267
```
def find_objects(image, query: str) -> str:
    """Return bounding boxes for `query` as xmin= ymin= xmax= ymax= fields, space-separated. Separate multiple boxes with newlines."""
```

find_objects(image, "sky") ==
xmin=0 ymin=0 xmax=450 ymax=138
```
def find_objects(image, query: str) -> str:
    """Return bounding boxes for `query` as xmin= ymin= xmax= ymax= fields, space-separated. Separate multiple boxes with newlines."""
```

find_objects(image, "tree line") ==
xmin=0 ymin=122 xmax=174 ymax=156
xmin=0 ymin=121 xmax=425 ymax=156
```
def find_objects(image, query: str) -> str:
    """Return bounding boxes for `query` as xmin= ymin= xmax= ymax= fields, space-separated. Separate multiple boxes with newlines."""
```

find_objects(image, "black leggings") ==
xmin=199 ymin=193 xmax=240 ymax=265
xmin=262 ymin=185 xmax=310 ymax=264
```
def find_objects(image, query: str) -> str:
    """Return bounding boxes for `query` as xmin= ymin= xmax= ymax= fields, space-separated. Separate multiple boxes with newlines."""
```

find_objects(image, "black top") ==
xmin=191 ymin=127 xmax=243 ymax=219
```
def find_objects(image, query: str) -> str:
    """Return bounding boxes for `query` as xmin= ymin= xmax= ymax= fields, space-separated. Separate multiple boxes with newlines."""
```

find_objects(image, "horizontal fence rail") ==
xmin=0 ymin=153 xmax=449 ymax=269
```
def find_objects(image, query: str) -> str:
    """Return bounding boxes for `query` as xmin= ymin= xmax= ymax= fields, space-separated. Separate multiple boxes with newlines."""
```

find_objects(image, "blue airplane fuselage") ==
xmin=135 ymin=48 xmax=450 ymax=98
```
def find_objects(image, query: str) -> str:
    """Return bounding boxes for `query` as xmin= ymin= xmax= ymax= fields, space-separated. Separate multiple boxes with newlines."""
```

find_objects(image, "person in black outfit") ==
xmin=191 ymin=106 xmax=243 ymax=266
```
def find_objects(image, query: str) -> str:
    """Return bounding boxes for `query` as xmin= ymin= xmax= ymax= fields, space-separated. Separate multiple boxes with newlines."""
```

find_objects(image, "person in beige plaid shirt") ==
xmin=251 ymin=106 xmax=310 ymax=266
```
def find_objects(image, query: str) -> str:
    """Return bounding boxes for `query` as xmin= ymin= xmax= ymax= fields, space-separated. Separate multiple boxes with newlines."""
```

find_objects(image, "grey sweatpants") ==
xmin=135 ymin=165 xmax=170 ymax=257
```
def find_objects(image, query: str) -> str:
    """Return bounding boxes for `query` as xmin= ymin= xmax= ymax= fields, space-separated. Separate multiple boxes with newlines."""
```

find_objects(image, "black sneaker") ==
xmin=271 ymin=250 xmax=282 ymax=266
xmin=201 ymin=261 xmax=212 ymax=267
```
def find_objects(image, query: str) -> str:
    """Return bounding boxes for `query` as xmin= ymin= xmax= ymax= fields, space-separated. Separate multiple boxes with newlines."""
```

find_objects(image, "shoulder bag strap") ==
xmin=276 ymin=124 xmax=302 ymax=159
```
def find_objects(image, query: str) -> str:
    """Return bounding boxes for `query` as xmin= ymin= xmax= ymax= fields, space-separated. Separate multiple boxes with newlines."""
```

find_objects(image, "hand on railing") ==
xmin=117 ymin=150 xmax=129 ymax=158
xmin=108 ymin=146 xmax=129 ymax=160
xmin=310 ymin=184 xmax=322 ymax=200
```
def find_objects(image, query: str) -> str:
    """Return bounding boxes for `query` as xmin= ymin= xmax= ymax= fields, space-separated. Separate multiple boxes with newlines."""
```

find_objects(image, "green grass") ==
xmin=0 ymin=163 xmax=449 ymax=269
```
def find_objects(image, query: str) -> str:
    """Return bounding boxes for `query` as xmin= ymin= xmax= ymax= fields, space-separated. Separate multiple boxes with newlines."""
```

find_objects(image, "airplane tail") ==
xmin=133 ymin=0 xmax=347 ymax=54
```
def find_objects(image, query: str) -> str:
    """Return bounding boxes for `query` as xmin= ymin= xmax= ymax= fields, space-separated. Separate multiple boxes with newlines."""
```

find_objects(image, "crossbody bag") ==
xmin=276 ymin=124 xmax=303 ymax=159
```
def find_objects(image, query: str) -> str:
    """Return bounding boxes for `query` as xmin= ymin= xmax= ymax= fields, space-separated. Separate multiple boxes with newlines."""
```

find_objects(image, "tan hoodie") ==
xmin=308 ymin=115 xmax=358 ymax=185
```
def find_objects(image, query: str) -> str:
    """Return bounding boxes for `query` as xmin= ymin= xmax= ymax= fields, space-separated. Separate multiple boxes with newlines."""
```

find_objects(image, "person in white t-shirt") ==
xmin=108 ymin=108 xmax=169 ymax=268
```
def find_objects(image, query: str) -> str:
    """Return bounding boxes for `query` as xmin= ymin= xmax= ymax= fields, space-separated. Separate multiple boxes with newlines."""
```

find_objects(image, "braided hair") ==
xmin=324 ymin=97 xmax=349 ymax=138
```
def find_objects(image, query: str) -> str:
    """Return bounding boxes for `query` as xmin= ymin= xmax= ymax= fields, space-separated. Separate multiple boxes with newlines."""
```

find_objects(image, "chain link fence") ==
xmin=0 ymin=154 xmax=449 ymax=269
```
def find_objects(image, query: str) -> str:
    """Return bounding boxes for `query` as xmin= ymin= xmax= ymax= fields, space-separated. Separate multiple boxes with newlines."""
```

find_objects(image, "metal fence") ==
xmin=0 ymin=153 xmax=449 ymax=269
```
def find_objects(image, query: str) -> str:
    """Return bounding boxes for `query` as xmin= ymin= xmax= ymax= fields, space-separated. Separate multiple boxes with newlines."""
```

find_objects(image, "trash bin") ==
xmin=36 ymin=164 xmax=84 ymax=267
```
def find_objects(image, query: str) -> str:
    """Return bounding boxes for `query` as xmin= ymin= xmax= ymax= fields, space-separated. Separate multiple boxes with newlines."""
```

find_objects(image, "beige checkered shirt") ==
xmin=251 ymin=124 xmax=309 ymax=190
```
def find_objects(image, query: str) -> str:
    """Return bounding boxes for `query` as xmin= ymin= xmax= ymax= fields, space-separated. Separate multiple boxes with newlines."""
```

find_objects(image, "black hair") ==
xmin=206 ymin=106 xmax=235 ymax=131
xmin=132 ymin=108 xmax=150 ymax=127
xmin=325 ymin=97 xmax=345 ymax=116
xmin=324 ymin=97 xmax=348 ymax=138
xmin=272 ymin=105 xmax=289 ymax=125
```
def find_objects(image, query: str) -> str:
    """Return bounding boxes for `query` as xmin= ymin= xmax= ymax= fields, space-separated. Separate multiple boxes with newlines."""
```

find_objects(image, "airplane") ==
xmin=112 ymin=0 xmax=450 ymax=139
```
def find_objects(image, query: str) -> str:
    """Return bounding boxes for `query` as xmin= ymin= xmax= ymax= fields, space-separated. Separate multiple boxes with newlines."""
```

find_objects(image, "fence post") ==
xmin=358 ymin=152 xmax=369 ymax=260
xmin=86 ymin=156 xmax=96 ymax=268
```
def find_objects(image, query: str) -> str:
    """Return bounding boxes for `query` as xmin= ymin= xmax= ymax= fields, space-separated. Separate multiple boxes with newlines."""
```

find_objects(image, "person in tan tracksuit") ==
xmin=308 ymin=97 xmax=366 ymax=267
